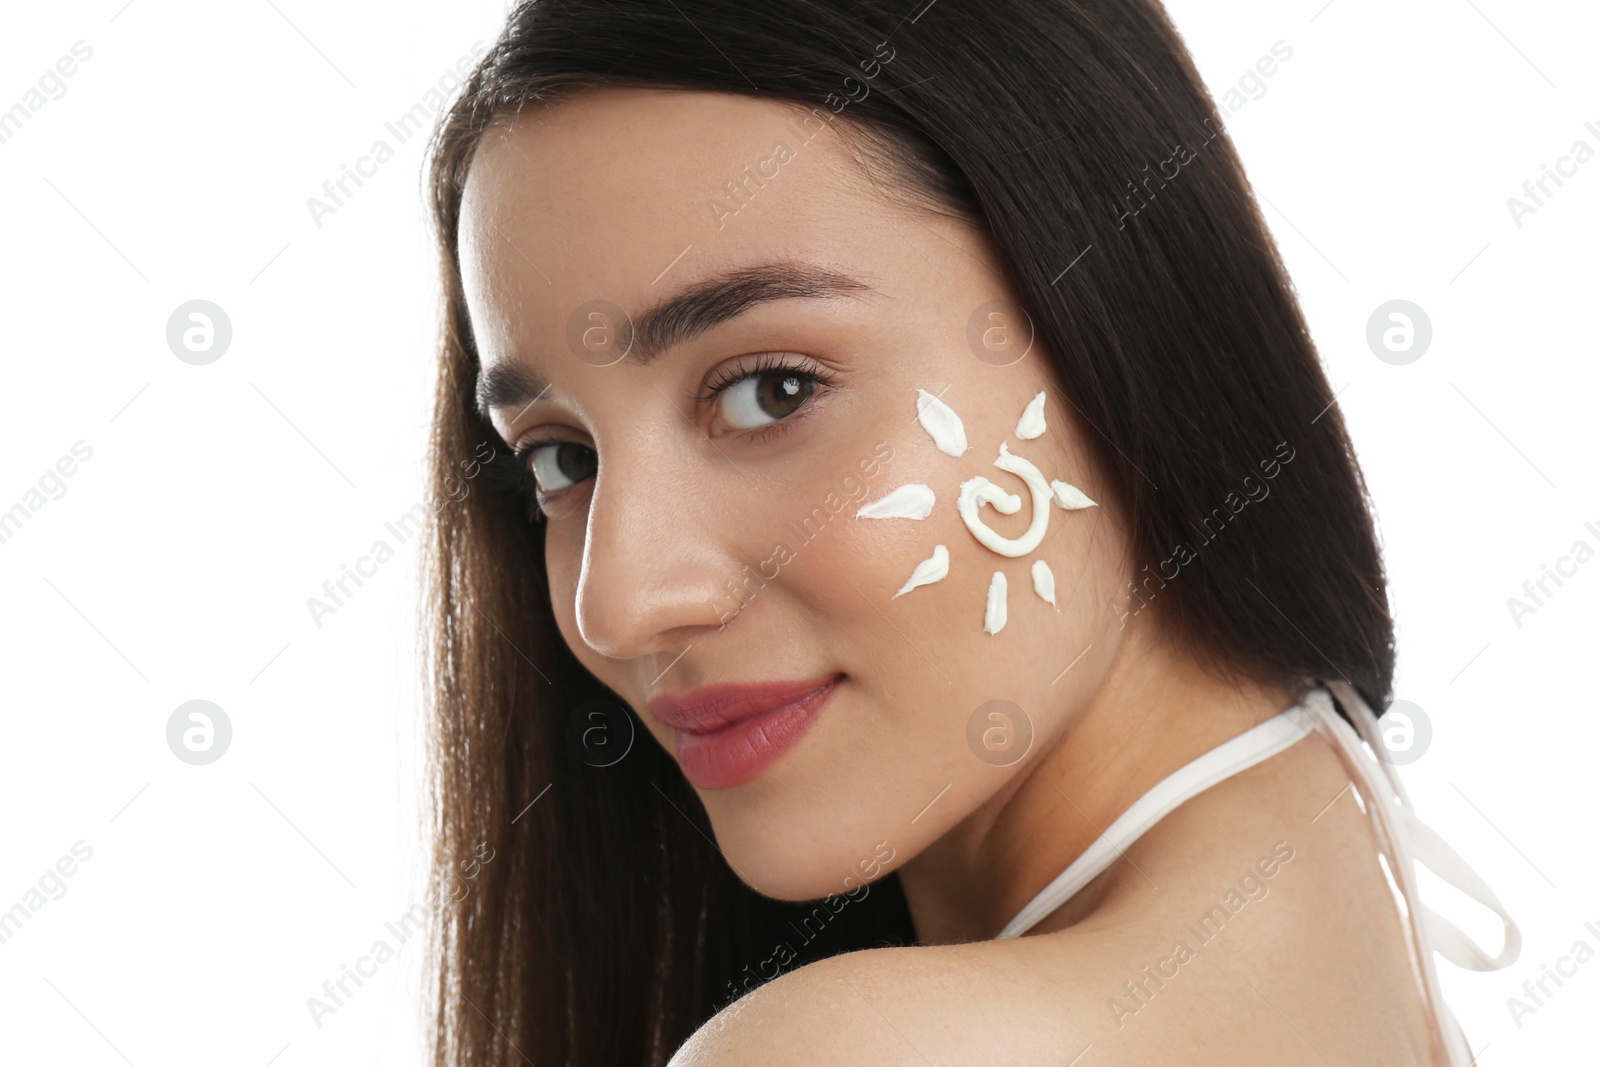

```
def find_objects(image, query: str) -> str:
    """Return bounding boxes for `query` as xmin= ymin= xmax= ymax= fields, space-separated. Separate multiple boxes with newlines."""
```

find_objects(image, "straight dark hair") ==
xmin=420 ymin=1 xmax=1395 ymax=1063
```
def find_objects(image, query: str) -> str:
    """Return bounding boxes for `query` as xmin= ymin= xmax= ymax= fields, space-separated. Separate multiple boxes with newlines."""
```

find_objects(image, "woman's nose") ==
xmin=572 ymin=446 xmax=751 ymax=662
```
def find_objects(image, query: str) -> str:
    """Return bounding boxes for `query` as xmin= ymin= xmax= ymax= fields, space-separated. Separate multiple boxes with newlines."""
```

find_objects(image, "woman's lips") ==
xmin=648 ymin=674 xmax=842 ymax=789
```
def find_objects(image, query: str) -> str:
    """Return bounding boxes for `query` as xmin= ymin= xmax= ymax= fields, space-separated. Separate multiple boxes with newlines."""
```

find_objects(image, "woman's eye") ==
xmin=509 ymin=361 xmax=826 ymax=513
xmin=718 ymin=370 xmax=819 ymax=430
xmin=526 ymin=441 xmax=597 ymax=493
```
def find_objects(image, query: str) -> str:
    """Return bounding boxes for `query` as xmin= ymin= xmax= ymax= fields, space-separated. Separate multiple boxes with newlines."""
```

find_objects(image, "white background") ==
xmin=0 ymin=1 xmax=1594 ymax=1063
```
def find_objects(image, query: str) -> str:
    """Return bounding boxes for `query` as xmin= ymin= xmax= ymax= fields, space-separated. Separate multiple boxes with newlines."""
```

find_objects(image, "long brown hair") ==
xmin=420 ymin=1 xmax=1394 ymax=1063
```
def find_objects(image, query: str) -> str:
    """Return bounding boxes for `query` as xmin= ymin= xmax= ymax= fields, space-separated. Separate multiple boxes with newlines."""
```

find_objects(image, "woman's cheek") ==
xmin=835 ymin=464 xmax=1027 ymax=630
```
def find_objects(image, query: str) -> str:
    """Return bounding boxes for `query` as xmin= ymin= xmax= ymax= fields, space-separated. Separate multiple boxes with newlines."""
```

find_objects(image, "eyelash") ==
xmin=501 ymin=354 xmax=837 ymax=514
xmin=698 ymin=352 xmax=837 ymax=445
xmin=695 ymin=352 xmax=830 ymax=407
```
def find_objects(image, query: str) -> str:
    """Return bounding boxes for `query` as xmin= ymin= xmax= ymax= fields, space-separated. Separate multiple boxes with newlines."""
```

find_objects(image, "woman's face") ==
xmin=459 ymin=88 xmax=1133 ymax=900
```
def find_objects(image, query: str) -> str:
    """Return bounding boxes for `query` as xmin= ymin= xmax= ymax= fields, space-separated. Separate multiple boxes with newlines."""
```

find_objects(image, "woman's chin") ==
xmin=706 ymin=811 xmax=906 ymax=903
xmin=726 ymin=859 xmax=881 ymax=904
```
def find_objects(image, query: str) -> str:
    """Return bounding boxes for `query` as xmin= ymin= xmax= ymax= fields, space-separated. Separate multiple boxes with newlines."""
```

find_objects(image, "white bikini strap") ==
xmin=994 ymin=704 xmax=1314 ymax=940
xmin=1320 ymin=679 xmax=1522 ymax=973
xmin=1318 ymin=680 xmax=1521 ymax=1066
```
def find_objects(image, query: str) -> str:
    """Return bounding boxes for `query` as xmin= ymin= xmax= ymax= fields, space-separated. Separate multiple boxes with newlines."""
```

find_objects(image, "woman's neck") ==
xmin=896 ymin=623 xmax=1294 ymax=945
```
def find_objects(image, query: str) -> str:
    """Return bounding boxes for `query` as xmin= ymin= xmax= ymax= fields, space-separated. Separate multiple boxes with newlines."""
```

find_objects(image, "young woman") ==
xmin=420 ymin=1 xmax=1519 ymax=1062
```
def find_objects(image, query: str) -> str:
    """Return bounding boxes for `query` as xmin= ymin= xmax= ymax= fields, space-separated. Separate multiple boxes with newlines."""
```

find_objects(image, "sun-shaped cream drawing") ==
xmin=855 ymin=388 xmax=1098 ymax=633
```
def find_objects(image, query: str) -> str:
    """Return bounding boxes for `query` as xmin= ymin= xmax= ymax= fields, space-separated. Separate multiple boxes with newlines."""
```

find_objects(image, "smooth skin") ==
xmin=458 ymin=88 xmax=1438 ymax=1065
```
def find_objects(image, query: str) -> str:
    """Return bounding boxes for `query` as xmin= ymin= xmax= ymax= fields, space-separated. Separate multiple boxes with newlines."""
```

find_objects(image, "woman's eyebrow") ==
xmin=476 ymin=260 xmax=877 ymax=418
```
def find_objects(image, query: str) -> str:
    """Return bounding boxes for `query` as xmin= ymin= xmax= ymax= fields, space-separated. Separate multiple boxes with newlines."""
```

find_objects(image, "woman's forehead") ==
xmin=457 ymin=88 xmax=912 ymax=273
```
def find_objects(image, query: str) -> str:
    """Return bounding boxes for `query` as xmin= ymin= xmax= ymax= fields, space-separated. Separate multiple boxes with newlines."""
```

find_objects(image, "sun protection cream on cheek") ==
xmin=957 ymin=443 xmax=1052 ymax=557
xmin=893 ymin=544 xmax=949 ymax=598
xmin=1032 ymin=559 xmax=1057 ymax=609
xmin=984 ymin=570 xmax=1007 ymax=633
xmin=1015 ymin=390 xmax=1047 ymax=440
xmin=916 ymin=388 xmax=968 ymax=457
xmin=856 ymin=483 xmax=936 ymax=520
xmin=893 ymin=387 xmax=1095 ymax=621
xmin=1050 ymin=480 xmax=1097 ymax=510
xmin=956 ymin=477 xmax=1021 ymax=535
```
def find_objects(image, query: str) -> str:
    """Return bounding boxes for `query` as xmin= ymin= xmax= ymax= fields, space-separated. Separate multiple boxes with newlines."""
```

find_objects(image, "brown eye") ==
xmin=527 ymin=442 xmax=597 ymax=493
xmin=720 ymin=370 xmax=818 ymax=429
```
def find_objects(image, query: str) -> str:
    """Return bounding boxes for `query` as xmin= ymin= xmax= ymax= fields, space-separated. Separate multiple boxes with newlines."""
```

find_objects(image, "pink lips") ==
xmin=648 ymin=674 xmax=842 ymax=789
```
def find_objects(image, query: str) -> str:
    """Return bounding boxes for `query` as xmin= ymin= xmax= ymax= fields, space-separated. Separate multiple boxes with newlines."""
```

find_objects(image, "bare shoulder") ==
xmin=669 ymin=731 xmax=1437 ymax=1067
xmin=666 ymin=936 xmax=1104 ymax=1067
